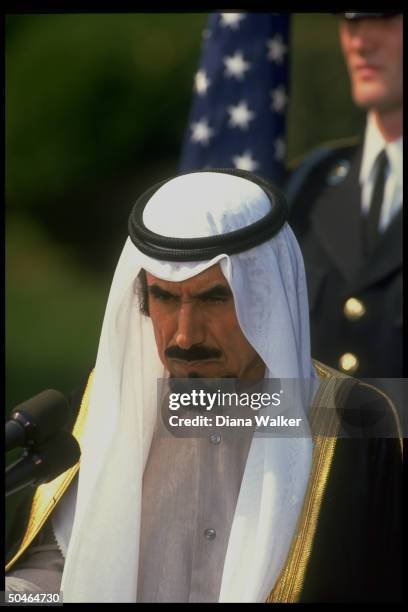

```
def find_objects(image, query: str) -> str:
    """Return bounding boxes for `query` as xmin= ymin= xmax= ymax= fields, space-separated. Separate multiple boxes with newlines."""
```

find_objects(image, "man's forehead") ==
xmin=145 ymin=264 xmax=230 ymax=291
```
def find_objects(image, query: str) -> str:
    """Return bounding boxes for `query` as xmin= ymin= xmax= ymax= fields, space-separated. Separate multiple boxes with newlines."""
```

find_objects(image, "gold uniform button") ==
xmin=339 ymin=353 xmax=359 ymax=374
xmin=344 ymin=297 xmax=366 ymax=321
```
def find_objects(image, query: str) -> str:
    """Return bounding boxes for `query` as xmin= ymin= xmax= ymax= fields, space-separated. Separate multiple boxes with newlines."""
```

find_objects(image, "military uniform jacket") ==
xmin=286 ymin=140 xmax=403 ymax=378
xmin=5 ymin=364 xmax=403 ymax=603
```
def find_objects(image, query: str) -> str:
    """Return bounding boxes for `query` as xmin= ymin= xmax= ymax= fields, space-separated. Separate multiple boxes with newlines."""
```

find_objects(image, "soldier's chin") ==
xmin=352 ymin=81 xmax=388 ymax=110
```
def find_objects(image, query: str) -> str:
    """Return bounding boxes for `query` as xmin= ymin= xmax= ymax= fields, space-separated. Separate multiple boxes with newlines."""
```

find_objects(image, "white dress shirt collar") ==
xmin=360 ymin=112 xmax=403 ymax=189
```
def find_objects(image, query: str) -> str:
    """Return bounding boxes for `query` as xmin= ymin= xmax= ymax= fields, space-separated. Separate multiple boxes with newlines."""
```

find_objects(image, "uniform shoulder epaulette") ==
xmin=285 ymin=136 xmax=361 ymax=209
xmin=287 ymin=136 xmax=361 ymax=172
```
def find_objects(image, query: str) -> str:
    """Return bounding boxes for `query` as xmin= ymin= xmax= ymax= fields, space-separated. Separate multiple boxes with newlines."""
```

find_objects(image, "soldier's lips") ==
xmin=353 ymin=63 xmax=382 ymax=78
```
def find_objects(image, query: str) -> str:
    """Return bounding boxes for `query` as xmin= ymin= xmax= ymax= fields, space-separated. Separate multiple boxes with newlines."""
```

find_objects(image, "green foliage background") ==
xmin=6 ymin=12 xmax=364 ymax=413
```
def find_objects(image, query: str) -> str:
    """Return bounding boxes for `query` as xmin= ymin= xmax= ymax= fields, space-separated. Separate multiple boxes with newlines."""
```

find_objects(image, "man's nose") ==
xmin=175 ymin=302 xmax=205 ymax=350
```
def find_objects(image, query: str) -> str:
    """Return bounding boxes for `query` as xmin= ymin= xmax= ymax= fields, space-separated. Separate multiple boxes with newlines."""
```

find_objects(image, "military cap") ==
xmin=340 ymin=12 xmax=401 ymax=19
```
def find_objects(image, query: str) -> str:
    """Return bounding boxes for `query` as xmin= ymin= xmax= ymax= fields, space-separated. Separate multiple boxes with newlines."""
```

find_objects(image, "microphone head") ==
xmin=11 ymin=389 xmax=71 ymax=446
xmin=35 ymin=430 xmax=81 ymax=482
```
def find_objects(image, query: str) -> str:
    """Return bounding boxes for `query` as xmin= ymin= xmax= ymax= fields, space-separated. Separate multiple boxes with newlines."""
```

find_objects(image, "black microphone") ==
xmin=6 ymin=390 xmax=70 ymax=452
xmin=6 ymin=430 xmax=81 ymax=497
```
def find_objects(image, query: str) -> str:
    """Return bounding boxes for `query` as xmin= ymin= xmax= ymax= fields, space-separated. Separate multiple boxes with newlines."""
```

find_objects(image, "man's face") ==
xmin=146 ymin=264 xmax=265 ymax=379
xmin=339 ymin=15 xmax=403 ymax=113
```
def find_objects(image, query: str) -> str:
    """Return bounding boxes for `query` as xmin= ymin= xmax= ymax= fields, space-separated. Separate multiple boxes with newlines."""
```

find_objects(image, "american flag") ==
xmin=179 ymin=12 xmax=291 ymax=186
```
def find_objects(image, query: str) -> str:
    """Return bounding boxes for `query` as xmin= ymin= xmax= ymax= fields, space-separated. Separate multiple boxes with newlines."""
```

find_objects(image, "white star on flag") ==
xmin=223 ymin=51 xmax=251 ymax=80
xmin=270 ymin=85 xmax=288 ymax=113
xmin=274 ymin=138 xmax=286 ymax=161
xmin=190 ymin=118 xmax=214 ymax=145
xmin=194 ymin=70 xmax=211 ymax=95
xmin=227 ymin=101 xmax=255 ymax=130
xmin=220 ymin=13 xmax=246 ymax=29
xmin=266 ymin=35 xmax=287 ymax=64
xmin=232 ymin=151 xmax=259 ymax=172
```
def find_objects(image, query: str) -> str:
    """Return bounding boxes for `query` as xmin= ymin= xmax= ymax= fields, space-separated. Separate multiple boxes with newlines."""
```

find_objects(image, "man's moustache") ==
xmin=165 ymin=345 xmax=222 ymax=361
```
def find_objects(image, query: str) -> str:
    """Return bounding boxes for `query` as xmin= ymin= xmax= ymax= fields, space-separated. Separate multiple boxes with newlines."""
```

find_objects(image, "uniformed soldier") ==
xmin=286 ymin=12 xmax=403 ymax=379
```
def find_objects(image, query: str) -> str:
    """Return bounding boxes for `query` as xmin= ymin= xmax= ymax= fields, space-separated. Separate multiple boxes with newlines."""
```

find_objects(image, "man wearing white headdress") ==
xmin=6 ymin=170 xmax=402 ymax=603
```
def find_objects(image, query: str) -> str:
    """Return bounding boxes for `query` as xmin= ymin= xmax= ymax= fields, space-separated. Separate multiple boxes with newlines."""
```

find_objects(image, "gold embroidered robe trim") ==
xmin=266 ymin=361 xmax=351 ymax=602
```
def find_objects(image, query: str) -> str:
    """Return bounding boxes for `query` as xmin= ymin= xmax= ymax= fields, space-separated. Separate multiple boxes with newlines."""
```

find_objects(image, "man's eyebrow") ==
xmin=195 ymin=285 xmax=232 ymax=300
xmin=148 ymin=283 xmax=232 ymax=300
xmin=148 ymin=285 xmax=177 ymax=299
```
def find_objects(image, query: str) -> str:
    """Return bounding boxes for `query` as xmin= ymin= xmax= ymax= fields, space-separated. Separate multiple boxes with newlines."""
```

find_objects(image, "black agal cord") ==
xmin=128 ymin=168 xmax=288 ymax=262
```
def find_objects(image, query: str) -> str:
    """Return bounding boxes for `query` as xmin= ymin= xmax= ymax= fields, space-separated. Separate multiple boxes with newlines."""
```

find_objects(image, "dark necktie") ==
xmin=365 ymin=149 xmax=388 ymax=255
